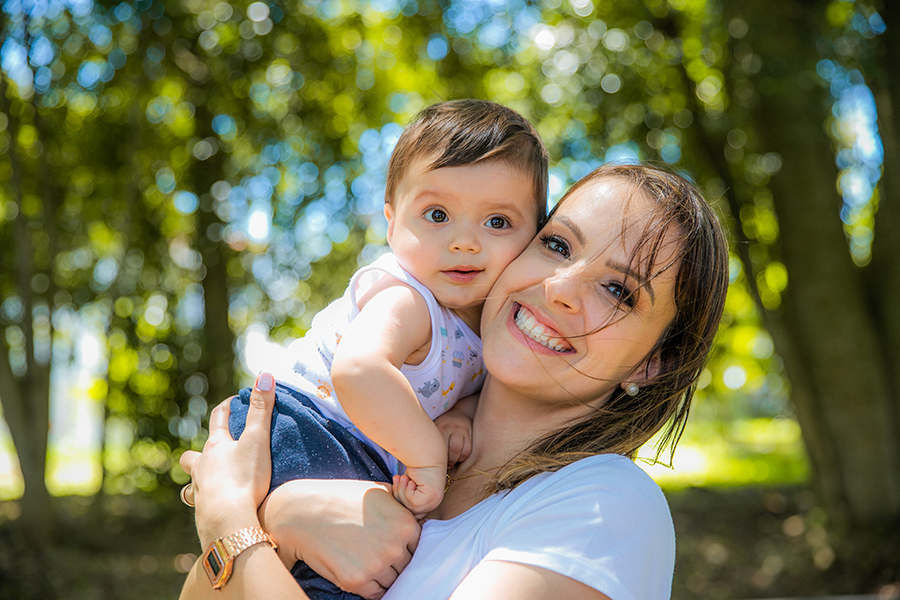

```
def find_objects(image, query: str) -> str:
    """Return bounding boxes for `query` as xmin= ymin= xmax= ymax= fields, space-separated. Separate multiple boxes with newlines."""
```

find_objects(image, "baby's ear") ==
xmin=384 ymin=203 xmax=395 ymax=243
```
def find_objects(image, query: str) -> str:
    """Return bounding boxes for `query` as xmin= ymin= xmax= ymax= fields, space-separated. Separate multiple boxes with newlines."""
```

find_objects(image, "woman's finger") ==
xmin=179 ymin=449 xmax=200 ymax=476
xmin=372 ymin=564 xmax=401 ymax=590
xmin=352 ymin=577 xmax=388 ymax=600
xmin=244 ymin=372 xmax=276 ymax=436
xmin=206 ymin=397 xmax=233 ymax=440
xmin=355 ymin=585 xmax=384 ymax=600
xmin=396 ymin=542 xmax=415 ymax=572
xmin=405 ymin=520 xmax=420 ymax=556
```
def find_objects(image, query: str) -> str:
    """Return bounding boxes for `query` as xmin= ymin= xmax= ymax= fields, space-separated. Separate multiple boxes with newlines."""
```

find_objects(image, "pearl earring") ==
xmin=624 ymin=383 xmax=640 ymax=397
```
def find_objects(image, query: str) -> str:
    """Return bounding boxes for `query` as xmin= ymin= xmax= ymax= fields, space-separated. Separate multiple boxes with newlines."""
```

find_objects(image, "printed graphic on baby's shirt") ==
xmin=417 ymin=379 xmax=439 ymax=398
xmin=317 ymin=382 xmax=334 ymax=400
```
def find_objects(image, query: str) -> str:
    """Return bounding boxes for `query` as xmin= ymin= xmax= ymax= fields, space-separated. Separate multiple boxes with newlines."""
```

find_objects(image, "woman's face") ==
xmin=481 ymin=176 xmax=682 ymax=407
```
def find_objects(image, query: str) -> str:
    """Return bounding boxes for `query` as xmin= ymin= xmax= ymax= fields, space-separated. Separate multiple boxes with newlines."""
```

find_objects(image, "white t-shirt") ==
xmin=383 ymin=454 xmax=675 ymax=600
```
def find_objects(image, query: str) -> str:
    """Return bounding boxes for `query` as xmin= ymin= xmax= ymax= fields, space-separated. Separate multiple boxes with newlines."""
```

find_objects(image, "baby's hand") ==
xmin=434 ymin=410 xmax=473 ymax=467
xmin=391 ymin=465 xmax=446 ymax=519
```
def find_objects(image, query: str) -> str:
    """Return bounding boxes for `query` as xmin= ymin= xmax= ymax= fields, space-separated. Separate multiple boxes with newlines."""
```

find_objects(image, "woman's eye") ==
xmin=487 ymin=216 xmax=510 ymax=229
xmin=540 ymin=234 xmax=570 ymax=258
xmin=425 ymin=209 xmax=448 ymax=223
xmin=605 ymin=283 xmax=636 ymax=309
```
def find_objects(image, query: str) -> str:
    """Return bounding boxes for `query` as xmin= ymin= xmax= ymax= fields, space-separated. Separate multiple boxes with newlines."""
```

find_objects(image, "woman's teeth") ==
xmin=514 ymin=307 xmax=572 ymax=352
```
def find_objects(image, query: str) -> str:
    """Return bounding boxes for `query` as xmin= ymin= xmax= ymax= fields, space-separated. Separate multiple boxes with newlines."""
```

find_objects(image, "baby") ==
xmin=230 ymin=100 xmax=547 ymax=520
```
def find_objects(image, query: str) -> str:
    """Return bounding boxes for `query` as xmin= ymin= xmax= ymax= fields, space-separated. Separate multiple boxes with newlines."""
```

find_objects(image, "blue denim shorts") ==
xmin=229 ymin=384 xmax=392 ymax=600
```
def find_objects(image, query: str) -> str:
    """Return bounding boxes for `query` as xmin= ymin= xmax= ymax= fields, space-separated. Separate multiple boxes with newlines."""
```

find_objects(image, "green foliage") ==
xmin=3 ymin=0 xmax=886 ymax=498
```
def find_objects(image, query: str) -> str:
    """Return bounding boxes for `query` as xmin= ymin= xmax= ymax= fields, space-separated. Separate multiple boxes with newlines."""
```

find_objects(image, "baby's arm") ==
xmin=434 ymin=394 xmax=477 ymax=467
xmin=331 ymin=278 xmax=447 ymax=517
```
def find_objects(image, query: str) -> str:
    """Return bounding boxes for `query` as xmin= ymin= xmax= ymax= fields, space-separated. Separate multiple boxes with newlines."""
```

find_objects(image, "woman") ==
xmin=179 ymin=163 xmax=729 ymax=600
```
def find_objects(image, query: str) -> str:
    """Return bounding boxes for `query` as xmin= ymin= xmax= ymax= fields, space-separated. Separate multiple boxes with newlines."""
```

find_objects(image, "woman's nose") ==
xmin=544 ymin=267 xmax=583 ymax=313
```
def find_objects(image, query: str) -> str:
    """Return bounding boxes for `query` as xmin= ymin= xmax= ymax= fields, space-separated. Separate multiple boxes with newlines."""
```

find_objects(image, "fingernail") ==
xmin=257 ymin=372 xmax=274 ymax=391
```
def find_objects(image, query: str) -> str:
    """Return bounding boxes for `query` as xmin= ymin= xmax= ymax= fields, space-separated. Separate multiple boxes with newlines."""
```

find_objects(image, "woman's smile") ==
xmin=512 ymin=304 xmax=575 ymax=353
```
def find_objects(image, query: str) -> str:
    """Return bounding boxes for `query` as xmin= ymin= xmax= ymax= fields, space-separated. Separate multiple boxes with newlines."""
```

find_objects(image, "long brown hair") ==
xmin=493 ymin=163 xmax=729 ymax=492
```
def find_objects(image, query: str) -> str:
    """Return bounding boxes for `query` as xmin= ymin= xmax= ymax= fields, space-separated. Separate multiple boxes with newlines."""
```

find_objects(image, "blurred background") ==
xmin=0 ymin=0 xmax=898 ymax=598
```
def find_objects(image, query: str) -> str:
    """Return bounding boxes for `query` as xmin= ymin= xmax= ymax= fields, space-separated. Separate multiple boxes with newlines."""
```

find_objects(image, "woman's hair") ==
xmin=493 ymin=163 xmax=730 ymax=493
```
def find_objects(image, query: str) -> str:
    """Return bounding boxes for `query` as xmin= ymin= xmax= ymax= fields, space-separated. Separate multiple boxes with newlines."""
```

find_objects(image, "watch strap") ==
xmin=220 ymin=526 xmax=276 ymax=557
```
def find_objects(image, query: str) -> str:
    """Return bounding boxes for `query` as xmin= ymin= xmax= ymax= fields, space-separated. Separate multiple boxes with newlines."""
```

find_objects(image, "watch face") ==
xmin=206 ymin=551 xmax=222 ymax=577
xmin=203 ymin=541 xmax=230 ymax=588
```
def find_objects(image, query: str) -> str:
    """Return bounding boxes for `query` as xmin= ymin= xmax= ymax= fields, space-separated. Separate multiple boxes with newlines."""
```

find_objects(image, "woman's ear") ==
xmin=641 ymin=351 xmax=663 ymax=383
xmin=621 ymin=351 xmax=663 ymax=394
xmin=384 ymin=203 xmax=395 ymax=244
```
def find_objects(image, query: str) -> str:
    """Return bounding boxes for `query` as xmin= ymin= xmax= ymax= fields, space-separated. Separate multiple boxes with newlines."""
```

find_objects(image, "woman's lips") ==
xmin=512 ymin=304 xmax=575 ymax=353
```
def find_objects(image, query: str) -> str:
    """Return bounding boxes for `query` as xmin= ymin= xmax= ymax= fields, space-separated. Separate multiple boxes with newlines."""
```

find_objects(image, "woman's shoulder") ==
xmin=537 ymin=454 xmax=664 ymax=493
xmin=500 ymin=454 xmax=672 ymax=527
xmin=478 ymin=455 xmax=674 ymax=599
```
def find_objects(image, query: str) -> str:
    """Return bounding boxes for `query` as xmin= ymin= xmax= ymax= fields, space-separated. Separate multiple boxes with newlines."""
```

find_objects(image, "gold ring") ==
xmin=180 ymin=483 xmax=195 ymax=507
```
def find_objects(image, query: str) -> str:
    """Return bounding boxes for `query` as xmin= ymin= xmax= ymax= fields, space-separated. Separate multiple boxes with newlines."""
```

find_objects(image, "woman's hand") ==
xmin=259 ymin=479 xmax=421 ymax=599
xmin=180 ymin=372 xmax=276 ymax=547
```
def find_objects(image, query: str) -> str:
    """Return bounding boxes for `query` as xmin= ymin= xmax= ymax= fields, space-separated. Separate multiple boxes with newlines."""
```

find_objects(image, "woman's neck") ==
xmin=430 ymin=374 xmax=594 ymax=520
xmin=466 ymin=376 xmax=544 ymax=468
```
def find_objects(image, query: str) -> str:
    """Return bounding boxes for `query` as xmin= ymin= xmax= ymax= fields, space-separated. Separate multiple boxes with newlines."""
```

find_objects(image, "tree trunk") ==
xmin=0 ymin=75 xmax=55 ymax=546
xmin=737 ymin=0 xmax=900 ymax=529
xmin=191 ymin=99 xmax=236 ymax=406
xmin=199 ymin=231 xmax=236 ymax=405
xmin=868 ymin=0 xmax=900 ymax=449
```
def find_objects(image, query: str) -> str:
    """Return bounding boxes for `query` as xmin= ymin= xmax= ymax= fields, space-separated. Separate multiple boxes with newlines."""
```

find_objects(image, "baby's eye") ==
xmin=425 ymin=208 xmax=448 ymax=223
xmin=486 ymin=216 xmax=510 ymax=229
xmin=540 ymin=234 xmax=570 ymax=258
xmin=604 ymin=282 xmax=636 ymax=309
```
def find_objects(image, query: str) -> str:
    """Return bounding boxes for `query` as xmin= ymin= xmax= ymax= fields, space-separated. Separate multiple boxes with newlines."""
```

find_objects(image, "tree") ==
xmin=0 ymin=0 xmax=499 ymax=548
xmin=0 ymin=69 xmax=56 ymax=548
xmin=652 ymin=0 xmax=899 ymax=579
xmin=703 ymin=0 xmax=899 ymax=544
xmin=2 ymin=0 xmax=898 ymax=589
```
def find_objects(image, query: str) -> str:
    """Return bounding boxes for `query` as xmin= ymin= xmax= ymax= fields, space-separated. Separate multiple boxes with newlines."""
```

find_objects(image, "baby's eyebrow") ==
xmin=482 ymin=199 xmax=527 ymax=215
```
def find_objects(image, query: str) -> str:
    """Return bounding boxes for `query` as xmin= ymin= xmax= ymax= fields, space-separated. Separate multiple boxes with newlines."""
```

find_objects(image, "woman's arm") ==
xmin=179 ymin=375 xmax=421 ymax=600
xmin=451 ymin=562 xmax=611 ymax=600
xmin=178 ymin=375 xmax=312 ymax=600
xmin=259 ymin=478 xmax=420 ymax=596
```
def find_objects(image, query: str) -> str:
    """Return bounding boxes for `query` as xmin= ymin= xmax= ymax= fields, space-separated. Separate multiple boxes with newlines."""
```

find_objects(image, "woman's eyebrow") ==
xmin=607 ymin=260 xmax=656 ymax=304
xmin=554 ymin=214 xmax=585 ymax=244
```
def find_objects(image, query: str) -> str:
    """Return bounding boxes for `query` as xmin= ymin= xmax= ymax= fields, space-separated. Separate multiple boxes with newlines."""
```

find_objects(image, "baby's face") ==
xmin=385 ymin=158 xmax=539 ymax=323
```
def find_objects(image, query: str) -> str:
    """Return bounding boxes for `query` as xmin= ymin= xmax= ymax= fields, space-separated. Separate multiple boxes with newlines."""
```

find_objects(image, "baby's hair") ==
xmin=491 ymin=163 xmax=729 ymax=493
xmin=385 ymin=100 xmax=549 ymax=224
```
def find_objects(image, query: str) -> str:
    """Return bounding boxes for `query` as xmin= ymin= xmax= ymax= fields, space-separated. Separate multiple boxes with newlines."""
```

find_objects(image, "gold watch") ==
xmin=202 ymin=526 xmax=277 ymax=589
